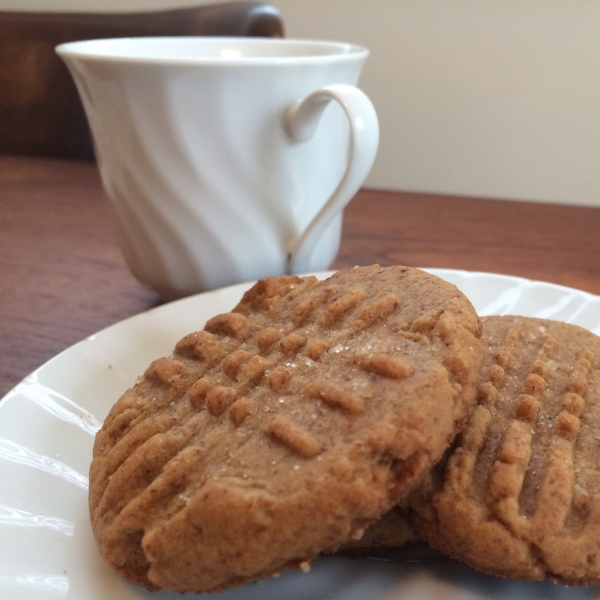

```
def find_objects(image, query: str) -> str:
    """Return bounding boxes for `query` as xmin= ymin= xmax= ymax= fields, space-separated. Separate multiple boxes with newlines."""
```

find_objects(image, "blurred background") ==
xmin=3 ymin=0 xmax=600 ymax=207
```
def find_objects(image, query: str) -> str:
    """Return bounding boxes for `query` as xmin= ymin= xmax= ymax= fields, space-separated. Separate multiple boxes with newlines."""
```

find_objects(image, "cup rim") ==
xmin=55 ymin=36 xmax=369 ymax=65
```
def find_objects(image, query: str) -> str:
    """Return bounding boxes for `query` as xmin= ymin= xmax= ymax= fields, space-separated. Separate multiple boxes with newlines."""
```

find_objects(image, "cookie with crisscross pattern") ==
xmin=89 ymin=265 xmax=483 ymax=593
xmin=410 ymin=315 xmax=600 ymax=585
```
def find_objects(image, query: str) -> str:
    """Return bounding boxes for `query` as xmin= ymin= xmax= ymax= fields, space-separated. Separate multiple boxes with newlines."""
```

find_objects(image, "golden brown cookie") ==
xmin=410 ymin=315 xmax=600 ymax=585
xmin=89 ymin=265 xmax=483 ymax=593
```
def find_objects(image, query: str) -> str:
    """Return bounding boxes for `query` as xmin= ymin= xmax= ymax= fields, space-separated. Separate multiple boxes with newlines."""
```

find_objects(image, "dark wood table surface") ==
xmin=2 ymin=153 xmax=600 ymax=399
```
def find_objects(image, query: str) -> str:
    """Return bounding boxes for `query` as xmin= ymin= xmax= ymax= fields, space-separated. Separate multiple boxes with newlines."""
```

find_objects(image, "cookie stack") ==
xmin=89 ymin=265 xmax=600 ymax=591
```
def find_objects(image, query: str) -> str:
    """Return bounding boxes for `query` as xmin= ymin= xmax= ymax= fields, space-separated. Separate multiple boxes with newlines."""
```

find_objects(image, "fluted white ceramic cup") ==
xmin=57 ymin=37 xmax=379 ymax=299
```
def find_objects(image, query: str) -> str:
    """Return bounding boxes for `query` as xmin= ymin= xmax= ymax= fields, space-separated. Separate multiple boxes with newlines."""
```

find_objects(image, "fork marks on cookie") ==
xmin=189 ymin=377 xmax=211 ymax=409
xmin=446 ymin=317 xmax=600 ymax=581
xmin=222 ymin=350 xmax=252 ymax=378
xmin=280 ymin=333 xmax=307 ymax=355
xmin=88 ymin=266 xmax=488 ymax=594
xmin=229 ymin=397 xmax=257 ymax=425
xmin=306 ymin=380 xmax=365 ymax=414
xmin=175 ymin=330 xmax=223 ymax=362
xmin=319 ymin=288 xmax=368 ymax=327
xmin=293 ymin=285 xmax=340 ymax=326
xmin=256 ymin=327 xmax=281 ymax=352
xmin=268 ymin=366 xmax=291 ymax=392
xmin=360 ymin=354 xmax=413 ymax=380
xmin=486 ymin=333 xmax=559 ymax=526
xmin=414 ymin=317 xmax=600 ymax=585
xmin=144 ymin=358 xmax=190 ymax=388
xmin=206 ymin=386 xmax=237 ymax=416
xmin=205 ymin=312 xmax=256 ymax=341
xmin=265 ymin=416 xmax=322 ymax=458
xmin=356 ymin=294 xmax=400 ymax=327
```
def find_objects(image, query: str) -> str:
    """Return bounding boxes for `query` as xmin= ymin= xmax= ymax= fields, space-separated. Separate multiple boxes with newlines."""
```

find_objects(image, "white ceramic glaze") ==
xmin=2 ymin=269 xmax=600 ymax=599
xmin=56 ymin=38 xmax=379 ymax=299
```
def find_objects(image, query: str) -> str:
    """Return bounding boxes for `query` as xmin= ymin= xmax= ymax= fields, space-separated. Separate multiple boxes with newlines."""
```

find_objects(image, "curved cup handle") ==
xmin=284 ymin=83 xmax=379 ymax=274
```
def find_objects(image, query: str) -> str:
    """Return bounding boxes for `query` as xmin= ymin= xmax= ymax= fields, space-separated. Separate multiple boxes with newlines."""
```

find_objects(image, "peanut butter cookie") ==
xmin=411 ymin=315 xmax=600 ymax=585
xmin=89 ymin=265 xmax=483 ymax=593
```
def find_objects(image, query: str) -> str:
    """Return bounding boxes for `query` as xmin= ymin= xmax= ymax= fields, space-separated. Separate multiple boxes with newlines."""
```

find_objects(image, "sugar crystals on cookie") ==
xmin=89 ymin=265 xmax=484 ymax=593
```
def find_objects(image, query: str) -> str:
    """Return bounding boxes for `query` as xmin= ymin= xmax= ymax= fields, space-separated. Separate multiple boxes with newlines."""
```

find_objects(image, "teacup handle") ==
xmin=284 ymin=83 xmax=379 ymax=274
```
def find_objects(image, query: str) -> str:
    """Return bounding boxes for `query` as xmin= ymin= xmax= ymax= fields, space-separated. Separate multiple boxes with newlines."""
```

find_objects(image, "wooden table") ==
xmin=2 ymin=154 xmax=600 ymax=398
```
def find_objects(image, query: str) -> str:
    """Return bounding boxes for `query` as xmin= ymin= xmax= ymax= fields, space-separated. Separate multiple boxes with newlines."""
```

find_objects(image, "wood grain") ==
xmin=333 ymin=188 xmax=600 ymax=296
xmin=2 ymin=155 xmax=600 ymax=398
xmin=0 ymin=156 xmax=159 ymax=397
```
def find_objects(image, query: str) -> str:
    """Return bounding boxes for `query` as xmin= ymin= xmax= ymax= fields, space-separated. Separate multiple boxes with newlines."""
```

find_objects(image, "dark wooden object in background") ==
xmin=3 ymin=155 xmax=600 ymax=398
xmin=0 ymin=3 xmax=284 ymax=160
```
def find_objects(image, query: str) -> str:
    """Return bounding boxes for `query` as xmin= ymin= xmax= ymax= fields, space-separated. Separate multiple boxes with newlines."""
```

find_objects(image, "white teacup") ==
xmin=57 ymin=37 xmax=379 ymax=299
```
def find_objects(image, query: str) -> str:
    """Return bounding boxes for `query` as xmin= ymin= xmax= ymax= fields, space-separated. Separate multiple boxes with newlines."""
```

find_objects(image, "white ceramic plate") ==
xmin=2 ymin=269 xmax=600 ymax=600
